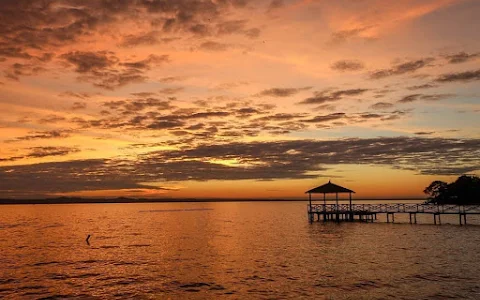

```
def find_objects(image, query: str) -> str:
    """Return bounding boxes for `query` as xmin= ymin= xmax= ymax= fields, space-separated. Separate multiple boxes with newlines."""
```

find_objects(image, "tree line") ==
xmin=424 ymin=175 xmax=480 ymax=204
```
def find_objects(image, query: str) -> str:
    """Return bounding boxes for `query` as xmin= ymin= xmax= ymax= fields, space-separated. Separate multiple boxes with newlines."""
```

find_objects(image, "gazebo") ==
xmin=305 ymin=180 xmax=355 ymax=214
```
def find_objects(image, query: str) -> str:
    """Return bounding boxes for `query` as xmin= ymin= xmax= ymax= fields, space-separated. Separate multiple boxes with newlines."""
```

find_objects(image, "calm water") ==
xmin=1 ymin=202 xmax=480 ymax=299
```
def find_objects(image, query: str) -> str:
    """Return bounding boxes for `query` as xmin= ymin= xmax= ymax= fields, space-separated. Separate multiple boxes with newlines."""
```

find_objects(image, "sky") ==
xmin=0 ymin=0 xmax=479 ymax=199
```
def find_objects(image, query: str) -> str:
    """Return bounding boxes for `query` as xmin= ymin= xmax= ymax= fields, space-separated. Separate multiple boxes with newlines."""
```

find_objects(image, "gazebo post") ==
xmin=349 ymin=192 xmax=353 ymax=221
xmin=335 ymin=192 xmax=339 ymax=222
xmin=308 ymin=192 xmax=312 ymax=222
xmin=309 ymin=193 xmax=312 ymax=211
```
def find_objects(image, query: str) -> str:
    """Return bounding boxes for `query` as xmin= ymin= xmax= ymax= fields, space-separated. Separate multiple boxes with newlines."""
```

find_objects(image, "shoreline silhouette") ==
xmin=0 ymin=197 xmax=427 ymax=205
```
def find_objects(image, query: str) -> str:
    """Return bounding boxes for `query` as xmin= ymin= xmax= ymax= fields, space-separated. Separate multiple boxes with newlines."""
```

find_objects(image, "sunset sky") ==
xmin=1 ymin=0 xmax=479 ymax=199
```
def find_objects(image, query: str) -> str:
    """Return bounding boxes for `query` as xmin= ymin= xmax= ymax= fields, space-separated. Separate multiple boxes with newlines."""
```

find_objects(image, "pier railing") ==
xmin=308 ymin=203 xmax=480 ymax=214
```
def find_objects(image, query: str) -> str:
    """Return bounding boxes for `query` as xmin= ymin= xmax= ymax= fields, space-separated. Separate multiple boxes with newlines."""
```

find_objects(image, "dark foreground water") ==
xmin=1 ymin=202 xmax=480 ymax=299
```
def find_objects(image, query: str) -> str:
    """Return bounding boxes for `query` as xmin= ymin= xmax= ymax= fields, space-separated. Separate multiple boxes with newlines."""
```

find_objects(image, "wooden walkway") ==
xmin=308 ymin=203 xmax=480 ymax=225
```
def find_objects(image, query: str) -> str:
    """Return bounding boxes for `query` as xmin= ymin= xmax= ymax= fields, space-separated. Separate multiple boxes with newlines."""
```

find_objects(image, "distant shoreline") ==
xmin=0 ymin=197 xmax=427 ymax=205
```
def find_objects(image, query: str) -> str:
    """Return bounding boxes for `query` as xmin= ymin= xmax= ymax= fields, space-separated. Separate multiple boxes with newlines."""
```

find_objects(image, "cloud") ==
xmin=6 ymin=130 xmax=71 ymax=143
xmin=216 ymin=20 xmax=260 ymax=38
xmin=407 ymin=83 xmax=437 ymax=90
xmin=180 ymin=111 xmax=231 ymax=120
xmin=0 ymin=1 xmax=259 ymax=85
xmin=0 ymin=47 xmax=33 ymax=59
xmin=71 ymin=102 xmax=87 ymax=110
xmin=329 ymin=26 xmax=374 ymax=45
xmin=370 ymin=102 xmax=394 ymax=110
xmin=38 ymin=115 xmax=67 ymax=124
xmin=159 ymin=76 xmax=188 ymax=83
xmin=119 ymin=31 xmax=178 ymax=47
xmin=61 ymin=51 xmax=169 ymax=89
xmin=131 ymin=92 xmax=157 ymax=97
xmin=121 ymin=55 xmax=170 ymax=70
xmin=370 ymin=58 xmax=435 ymax=79
xmin=257 ymin=113 xmax=307 ymax=122
xmin=213 ymin=81 xmax=249 ymax=90
xmin=436 ymin=69 xmax=480 ymax=83
xmin=217 ymin=20 xmax=247 ymax=35
xmin=304 ymin=113 xmax=345 ymax=123
xmin=0 ymin=159 xmax=151 ymax=197
xmin=235 ymin=107 xmax=262 ymax=116
xmin=444 ymin=52 xmax=479 ymax=64
xmin=313 ymin=104 xmax=336 ymax=112
xmin=299 ymin=88 xmax=369 ymax=105
xmin=4 ymin=63 xmax=47 ymax=81
xmin=145 ymin=137 xmax=480 ymax=178
xmin=414 ymin=131 xmax=435 ymax=136
xmin=189 ymin=23 xmax=212 ymax=37
xmin=331 ymin=60 xmax=365 ymax=72
xmin=59 ymin=91 xmax=92 ymax=99
xmin=158 ymin=87 xmax=184 ymax=95
xmin=146 ymin=120 xmax=185 ymax=129
xmin=24 ymin=89 xmax=408 ymax=143
xmin=103 ymin=98 xmax=172 ymax=112
xmin=353 ymin=113 xmax=383 ymax=121
xmin=61 ymin=51 xmax=118 ymax=73
xmin=0 ymin=0 xmax=253 ymax=56
xmin=420 ymin=94 xmax=454 ymax=101
xmin=26 ymin=146 xmax=80 ymax=158
xmin=267 ymin=0 xmax=284 ymax=12
xmin=398 ymin=94 xmax=421 ymax=103
xmin=2 ymin=136 xmax=478 ymax=196
xmin=72 ymin=99 xmax=275 ymax=136
xmin=257 ymin=87 xmax=312 ymax=97
xmin=199 ymin=41 xmax=231 ymax=51
xmin=397 ymin=93 xmax=453 ymax=103
xmin=244 ymin=28 xmax=261 ymax=39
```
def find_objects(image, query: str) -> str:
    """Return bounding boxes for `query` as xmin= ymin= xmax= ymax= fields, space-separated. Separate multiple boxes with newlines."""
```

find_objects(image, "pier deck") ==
xmin=308 ymin=203 xmax=480 ymax=225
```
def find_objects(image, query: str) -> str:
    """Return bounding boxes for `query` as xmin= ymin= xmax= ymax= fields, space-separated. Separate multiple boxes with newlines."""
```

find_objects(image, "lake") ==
xmin=1 ymin=202 xmax=480 ymax=299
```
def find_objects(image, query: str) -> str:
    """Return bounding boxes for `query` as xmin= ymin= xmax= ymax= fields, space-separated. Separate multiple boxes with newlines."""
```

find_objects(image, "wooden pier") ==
xmin=308 ymin=203 xmax=480 ymax=225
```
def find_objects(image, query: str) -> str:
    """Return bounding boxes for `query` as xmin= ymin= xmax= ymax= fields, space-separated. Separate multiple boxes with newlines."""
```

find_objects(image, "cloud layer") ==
xmin=1 ymin=137 xmax=479 ymax=197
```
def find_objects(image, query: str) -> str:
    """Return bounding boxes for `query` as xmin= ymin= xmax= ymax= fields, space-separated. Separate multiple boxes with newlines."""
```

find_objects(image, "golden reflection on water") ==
xmin=1 ymin=202 xmax=480 ymax=298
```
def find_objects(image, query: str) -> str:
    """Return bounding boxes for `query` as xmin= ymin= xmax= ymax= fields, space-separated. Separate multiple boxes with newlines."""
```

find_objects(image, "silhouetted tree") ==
xmin=424 ymin=175 xmax=480 ymax=204
xmin=424 ymin=180 xmax=449 ymax=203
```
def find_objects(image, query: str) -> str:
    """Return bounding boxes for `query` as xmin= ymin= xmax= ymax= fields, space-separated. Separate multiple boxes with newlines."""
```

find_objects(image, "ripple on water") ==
xmin=41 ymin=223 xmax=64 ymax=229
xmin=110 ymin=260 xmax=142 ymax=266
xmin=46 ymin=273 xmax=69 ymax=280
xmin=79 ymin=259 xmax=101 ymax=264
xmin=97 ymin=245 xmax=120 ymax=249
xmin=69 ymin=273 xmax=102 ymax=279
xmin=0 ymin=278 xmax=16 ymax=285
xmin=180 ymin=282 xmax=211 ymax=288
xmin=101 ymin=276 xmax=149 ymax=288
xmin=31 ymin=261 xmax=61 ymax=267
xmin=406 ymin=273 xmax=472 ymax=283
xmin=0 ymin=222 xmax=27 ymax=230
xmin=243 ymin=275 xmax=275 ymax=282
xmin=164 ymin=281 xmax=230 ymax=294
xmin=36 ymin=294 xmax=79 ymax=300
xmin=2 ymin=202 xmax=480 ymax=299
xmin=127 ymin=244 xmax=151 ymax=248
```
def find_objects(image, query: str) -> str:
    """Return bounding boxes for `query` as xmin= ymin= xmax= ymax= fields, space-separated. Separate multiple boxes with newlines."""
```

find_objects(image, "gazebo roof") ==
xmin=305 ymin=181 xmax=355 ymax=194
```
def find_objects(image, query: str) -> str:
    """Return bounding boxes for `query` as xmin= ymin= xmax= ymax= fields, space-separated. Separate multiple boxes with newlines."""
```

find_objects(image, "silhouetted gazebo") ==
xmin=305 ymin=180 xmax=355 ymax=211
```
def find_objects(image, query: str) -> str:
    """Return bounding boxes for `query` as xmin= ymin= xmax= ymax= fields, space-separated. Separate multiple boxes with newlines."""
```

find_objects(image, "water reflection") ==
xmin=0 ymin=202 xmax=479 ymax=298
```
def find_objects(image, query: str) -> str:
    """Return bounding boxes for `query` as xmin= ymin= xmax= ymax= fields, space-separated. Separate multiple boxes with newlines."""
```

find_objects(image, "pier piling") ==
xmin=308 ymin=203 xmax=480 ymax=225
